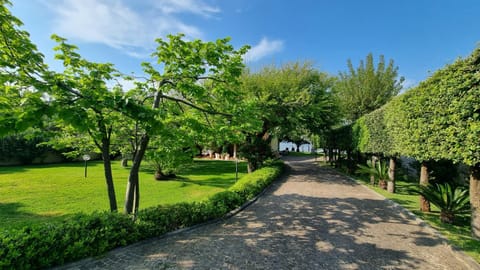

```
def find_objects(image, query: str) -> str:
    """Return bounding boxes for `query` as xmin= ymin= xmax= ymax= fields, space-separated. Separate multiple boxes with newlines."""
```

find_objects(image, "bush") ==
xmin=410 ymin=183 xmax=470 ymax=224
xmin=229 ymin=163 xmax=283 ymax=200
xmin=0 ymin=212 xmax=140 ymax=269
xmin=0 ymin=161 xmax=284 ymax=269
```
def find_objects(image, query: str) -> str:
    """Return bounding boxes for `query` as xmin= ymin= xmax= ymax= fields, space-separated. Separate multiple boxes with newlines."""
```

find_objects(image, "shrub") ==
xmin=410 ymin=183 xmax=470 ymax=224
xmin=230 ymin=160 xmax=283 ymax=200
xmin=357 ymin=159 xmax=389 ymax=189
xmin=0 ymin=212 xmax=140 ymax=269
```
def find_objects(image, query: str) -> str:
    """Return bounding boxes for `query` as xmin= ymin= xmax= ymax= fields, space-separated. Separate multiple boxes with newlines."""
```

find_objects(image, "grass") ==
xmin=283 ymin=151 xmax=319 ymax=157
xmin=0 ymin=159 xmax=247 ymax=230
xmin=330 ymin=163 xmax=480 ymax=263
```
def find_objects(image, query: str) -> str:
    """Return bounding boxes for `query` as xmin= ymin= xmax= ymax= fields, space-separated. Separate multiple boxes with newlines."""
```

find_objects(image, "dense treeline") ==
xmin=327 ymin=47 xmax=480 ymax=238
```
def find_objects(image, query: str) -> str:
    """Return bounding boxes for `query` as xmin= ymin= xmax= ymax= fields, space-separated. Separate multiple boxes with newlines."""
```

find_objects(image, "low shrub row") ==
xmin=0 ymin=161 xmax=283 ymax=269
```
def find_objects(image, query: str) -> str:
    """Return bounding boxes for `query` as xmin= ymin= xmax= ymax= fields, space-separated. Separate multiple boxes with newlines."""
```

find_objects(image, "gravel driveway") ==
xmin=58 ymin=156 xmax=480 ymax=270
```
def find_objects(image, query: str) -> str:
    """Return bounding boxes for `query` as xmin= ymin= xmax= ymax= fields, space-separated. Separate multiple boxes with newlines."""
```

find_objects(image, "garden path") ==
xmin=57 ymin=156 xmax=480 ymax=270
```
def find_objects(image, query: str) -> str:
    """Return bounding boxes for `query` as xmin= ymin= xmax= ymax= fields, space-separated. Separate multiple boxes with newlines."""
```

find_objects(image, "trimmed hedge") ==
xmin=0 ymin=161 xmax=283 ymax=269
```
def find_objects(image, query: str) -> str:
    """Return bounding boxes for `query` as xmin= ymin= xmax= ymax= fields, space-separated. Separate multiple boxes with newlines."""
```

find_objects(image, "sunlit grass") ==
xmin=0 ymin=159 xmax=247 ymax=229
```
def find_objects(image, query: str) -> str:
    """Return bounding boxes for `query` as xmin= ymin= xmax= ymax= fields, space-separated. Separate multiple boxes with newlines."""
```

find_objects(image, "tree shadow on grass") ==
xmin=174 ymin=177 xmax=235 ymax=189
xmin=0 ymin=166 xmax=28 ymax=174
xmin=0 ymin=202 xmax=68 ymax=230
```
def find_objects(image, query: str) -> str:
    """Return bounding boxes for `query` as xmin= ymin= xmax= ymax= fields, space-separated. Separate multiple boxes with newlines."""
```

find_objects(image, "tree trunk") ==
xmin=370 ymin=155 xmax=377 ymax=185
xmin=440 ymin=211 xmax=455 ymax=224
xmin=101 ymin=138 xmax=117 ymax=212
xmin=387 ymin=157 xmax=396 ymax=193
xmin=125 ymin=90 xmax=163 ymax=215
xmin=124 ymin=134 xmax=149 ymax=214
xmin=121 ymin=158 xmax=128 ymax=167
xmin=247 ymin=159 xmax=259 ymax=173
xmin=419 ymin=161 xmax=431 ymax=212
xmin=328 ymin=148 xmax=334 ymax=166
xmin=470 ymin=163 xmax=480 ymax=239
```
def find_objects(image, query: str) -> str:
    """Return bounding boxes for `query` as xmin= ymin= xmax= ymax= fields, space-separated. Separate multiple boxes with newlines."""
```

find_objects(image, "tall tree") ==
xmin=239 ymin=62 xmax=337 ymax=171
xmin=122 ymin=34 xmax=249 ymax=215
xmin=0 ymin=0 xmax=49 ymax=134
xmin=334 ymin=53 xmax=404 ymax=122
xmin=1 ymin=1 xmax=144 ymax=212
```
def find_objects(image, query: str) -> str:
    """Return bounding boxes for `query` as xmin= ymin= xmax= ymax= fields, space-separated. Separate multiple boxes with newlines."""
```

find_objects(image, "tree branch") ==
xmin=159 ymin=93 xmax=232 ymax=117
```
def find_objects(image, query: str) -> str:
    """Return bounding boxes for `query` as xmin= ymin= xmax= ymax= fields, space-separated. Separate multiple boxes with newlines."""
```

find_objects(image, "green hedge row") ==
xmin=0 ymin=161 xmax=283 ymax=269
xmin=331 ymin=47 xmax=480 ymax=166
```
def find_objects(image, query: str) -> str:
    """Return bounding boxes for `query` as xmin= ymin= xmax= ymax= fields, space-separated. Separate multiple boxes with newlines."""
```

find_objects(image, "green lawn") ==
xmin=341 ymin=168 xmax=480 ymax=263
xmin=0 ymin=159 xmax=247 ymax=229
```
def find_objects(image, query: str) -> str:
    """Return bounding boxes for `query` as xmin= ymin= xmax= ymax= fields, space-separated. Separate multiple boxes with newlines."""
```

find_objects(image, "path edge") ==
xmin=325 ymin=165 xmax=480 ymax=270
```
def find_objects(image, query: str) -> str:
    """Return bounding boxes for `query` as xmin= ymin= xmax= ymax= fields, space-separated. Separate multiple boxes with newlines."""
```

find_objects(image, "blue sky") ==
xmin=10 ymin=0 xmax=480 ymax=90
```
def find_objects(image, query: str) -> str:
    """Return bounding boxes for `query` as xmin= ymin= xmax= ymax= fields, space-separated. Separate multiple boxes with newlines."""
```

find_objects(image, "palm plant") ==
xmin=411 ymin=183 xmax=470 ymax=224
xmin=357 ymin=159 xmax=389 ymax=189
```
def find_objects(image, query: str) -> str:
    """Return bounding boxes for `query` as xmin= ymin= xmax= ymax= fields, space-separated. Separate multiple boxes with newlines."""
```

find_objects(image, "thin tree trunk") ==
xmin=419 ymin=161 xmax=431 ymax=212
xmin=387 ymin=157 xmax=396 ymax=193
xmin=124 ymin=89 xmax=163 ymax=215
xmin=247 ymin=161 xmax=255 ymax=173
xmin=121 ymin=158 xmax=128 ymax=167
xmin=470 ymin=163 xmax=480 ymax=239
xmin=328 ymin=148 xmax=334 ymax=166
xmin=370 ymin=155 xmax=377 ymax=185
xmin=124 ymin=134 xmax=149 ymax=214
xmin=101 ymin=138 xmax=117 ymax=212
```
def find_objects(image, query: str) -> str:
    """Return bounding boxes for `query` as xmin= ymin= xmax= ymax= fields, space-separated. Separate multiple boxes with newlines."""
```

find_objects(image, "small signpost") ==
xmin=82 ymin=154 xmax=91 ymax=178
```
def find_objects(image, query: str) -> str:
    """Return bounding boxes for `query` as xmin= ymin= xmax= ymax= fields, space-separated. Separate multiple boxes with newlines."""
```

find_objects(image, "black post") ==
xmin=235 ymin=158 xmax=238 ymax=182
xmin=84 ymin=160 xmax=88 ymax=178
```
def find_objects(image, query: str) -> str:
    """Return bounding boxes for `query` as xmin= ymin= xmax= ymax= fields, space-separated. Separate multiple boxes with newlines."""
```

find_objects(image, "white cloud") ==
xmin=151 ymin=0 xmax=220 ymax=17
xmin=44 ymin=0 xmax=209 ymax=57
xmin=244 ymin=37 xmax=284 ymax=62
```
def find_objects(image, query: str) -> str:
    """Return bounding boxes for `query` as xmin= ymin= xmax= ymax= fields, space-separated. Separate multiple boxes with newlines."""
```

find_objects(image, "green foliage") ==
xmin=0 ymin=0 xmax=50 ymax=135
xmin=410 ymin=183 xmax=470 ymax=224
xmin=146 ymin=121 xmax=197 ymax=177
xmin=357 ymin=160 xmax=389 ymax=184
xmin=0 ymin=133 xmax=62 ymax=165
xmin=325 ymin=124 xmax=354 ymax=154
xmin=239 ymin=62 xmax=338 ymax=169
xmin=384 ymin=47 xmax=479 ymax=164
xmin=0 ymin=161 xmax=283 ymax=269
xmin=229 ymin=161 xmax=283 ymax=200
xmin=345 ymin=47 xmax=480 ymax=167
xmin=0 ymin=212 xmax=139 ymax=269
xmin=334 ymin=53 xmax=404 ymax=122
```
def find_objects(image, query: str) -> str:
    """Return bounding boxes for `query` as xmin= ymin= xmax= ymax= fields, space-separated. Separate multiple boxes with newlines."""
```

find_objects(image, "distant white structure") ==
xmin=279 ymin=141 xmax=312 ymax=152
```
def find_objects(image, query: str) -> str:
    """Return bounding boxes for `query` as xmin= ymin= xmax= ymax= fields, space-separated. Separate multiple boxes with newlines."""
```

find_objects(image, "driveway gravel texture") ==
xmin=56 ymin=156 xmax=480 ymax=270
